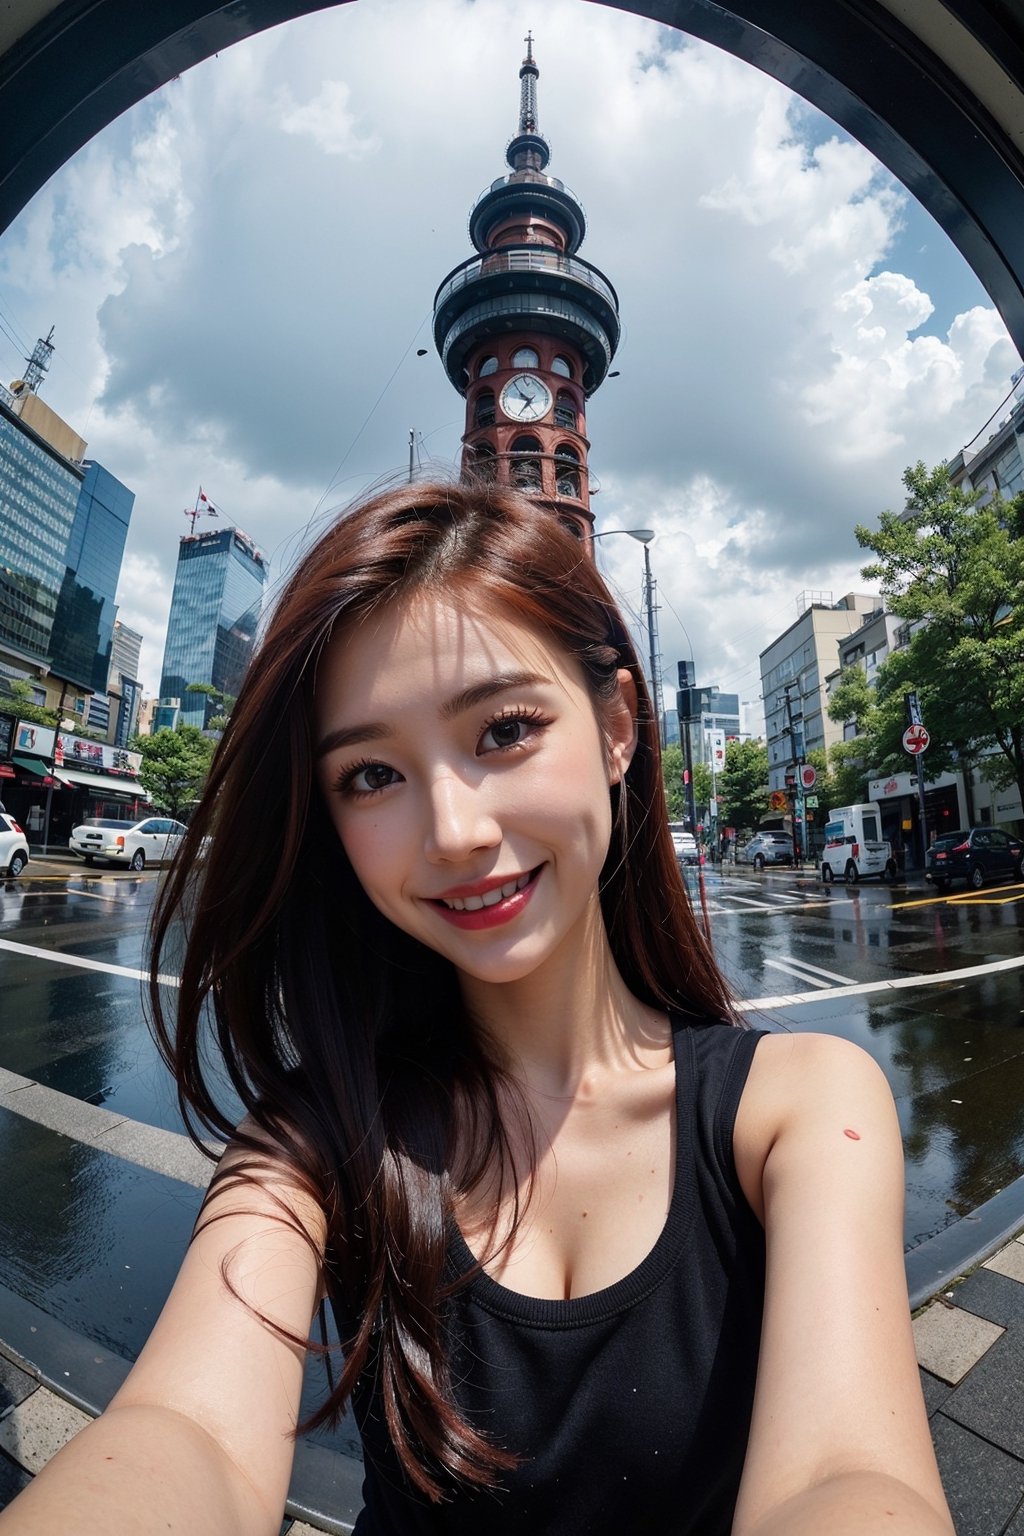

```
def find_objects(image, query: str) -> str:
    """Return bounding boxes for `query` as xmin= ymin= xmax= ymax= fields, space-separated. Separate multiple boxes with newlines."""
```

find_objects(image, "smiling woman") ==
xmin=0 ymin=482 xmax=953 ymax=1536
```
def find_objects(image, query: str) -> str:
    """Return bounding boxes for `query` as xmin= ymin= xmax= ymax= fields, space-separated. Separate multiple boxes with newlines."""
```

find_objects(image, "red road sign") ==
xmin=902 ymin=723 xmax=930 ymax=755
xmin=799 ymin=764 xmax=817 ymax=790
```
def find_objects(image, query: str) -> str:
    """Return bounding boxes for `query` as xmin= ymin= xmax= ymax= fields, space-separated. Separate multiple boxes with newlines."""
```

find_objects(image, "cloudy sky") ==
xmin=0 ymin=0 xmax=1019 ymax=729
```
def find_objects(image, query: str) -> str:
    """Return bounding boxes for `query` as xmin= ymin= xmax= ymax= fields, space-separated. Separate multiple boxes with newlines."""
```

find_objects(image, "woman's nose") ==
xmin=423 ymin=772 xmax=501 ymax=863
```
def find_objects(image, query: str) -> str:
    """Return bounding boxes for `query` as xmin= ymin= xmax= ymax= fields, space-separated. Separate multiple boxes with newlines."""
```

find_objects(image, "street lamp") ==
xmin=591 ymin=527 xmax=662 ymax=743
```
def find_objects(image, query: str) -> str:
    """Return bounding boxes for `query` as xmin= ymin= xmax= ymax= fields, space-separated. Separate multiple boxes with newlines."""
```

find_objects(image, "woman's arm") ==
xmin=731 ymin=1032 xmax=954 ymax=1536
xmin=0 ymin=1133 xmax=326 ymax=1536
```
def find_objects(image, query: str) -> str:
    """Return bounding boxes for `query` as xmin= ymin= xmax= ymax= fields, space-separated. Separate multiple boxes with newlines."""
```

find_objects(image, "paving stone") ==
xmin=0 ymin=1449 xmax=32 ymax=1512
xmin=913 ymin=1300 xmax=1004 ymax=1385
xmin=0 ymin=1357 xmax=37 ymax=1415
xmin=1001 ymin=1494 xmax=1024 ymax=1534
xmin=94 ymin=1118 xmax=214 ymax=1190
xmin=0 ymin=1083 xmax=125 ymax=1145
xmin=0 ymin=1070 xmax=33 ymax=1097
xmin=0 ymin=1387 xmax=91 ymax=1474
xmin=942 ymin=1328 xmax=1024 ymax=1459
xmin=985 ymin=1242 xmax=1024 ymax=1284
xmin=955 ymin=1267 xmax=1024 ymax=1328
xmin=929 ymin=1413 xmax=1024 ymax=1536
xmin=919 ymin=1367 xmax=953 ymax=1416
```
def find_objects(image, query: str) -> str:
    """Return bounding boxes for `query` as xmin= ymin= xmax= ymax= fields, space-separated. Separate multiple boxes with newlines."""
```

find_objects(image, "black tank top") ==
xmin=350 ymin=1019 xmax=767 ymax=1535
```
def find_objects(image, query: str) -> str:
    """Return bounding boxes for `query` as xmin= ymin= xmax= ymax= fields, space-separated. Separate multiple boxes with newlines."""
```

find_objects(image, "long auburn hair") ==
xmin=148 ymin=480 xmax=735 ymax=1498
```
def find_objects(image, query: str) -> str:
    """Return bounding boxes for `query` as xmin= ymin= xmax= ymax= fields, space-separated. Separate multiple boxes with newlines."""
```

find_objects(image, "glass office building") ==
xmin=159 ymin=527 xmax=267 ymax=729
xmin=50 ymin=461 xmax=135 ymax=692
xmin=0 ymin=405 xmax=133 ymax=698
xmin=0 ymin=400 xmax=81 ymax=668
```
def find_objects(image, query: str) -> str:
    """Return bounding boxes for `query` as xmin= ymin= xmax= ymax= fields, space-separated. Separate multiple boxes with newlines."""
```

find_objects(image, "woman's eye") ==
xmin=483 ymin=717 xmax=528 ymax=750
xmin=479 ymin=710 xmax=550 ymax=753
xmin=343 ymin=761 xmax=399 ymax=794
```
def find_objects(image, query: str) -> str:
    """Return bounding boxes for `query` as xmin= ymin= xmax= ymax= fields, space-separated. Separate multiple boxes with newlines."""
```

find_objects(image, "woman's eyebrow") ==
xmin=316 ymin=671 xmax=552 ymax=757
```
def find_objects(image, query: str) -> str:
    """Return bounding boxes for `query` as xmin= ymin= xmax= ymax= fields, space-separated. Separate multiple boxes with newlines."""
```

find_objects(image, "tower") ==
xmin=432 ymin=36 xmax=620 ymax=546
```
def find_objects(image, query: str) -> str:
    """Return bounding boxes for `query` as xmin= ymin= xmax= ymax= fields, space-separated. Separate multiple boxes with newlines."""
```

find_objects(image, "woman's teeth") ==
xmin=442 ymin=872 xmax=531 ymax=912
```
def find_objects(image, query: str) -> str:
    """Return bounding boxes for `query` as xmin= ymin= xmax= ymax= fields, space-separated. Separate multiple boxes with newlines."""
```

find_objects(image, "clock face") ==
xmin=499 ymin=373 xmax=553 ymax=423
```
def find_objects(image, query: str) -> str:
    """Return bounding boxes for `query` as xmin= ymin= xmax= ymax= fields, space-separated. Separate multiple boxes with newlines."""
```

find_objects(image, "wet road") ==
xmin=1 ymin=862 xmax=1023 ymax=1257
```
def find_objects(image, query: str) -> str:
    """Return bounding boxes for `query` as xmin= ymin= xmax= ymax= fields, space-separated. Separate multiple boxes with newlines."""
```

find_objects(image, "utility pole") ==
xmin=781 ymin=681 xmax=804 ymax=866
xmin=640 ymin=541 xmax=664 ymax=746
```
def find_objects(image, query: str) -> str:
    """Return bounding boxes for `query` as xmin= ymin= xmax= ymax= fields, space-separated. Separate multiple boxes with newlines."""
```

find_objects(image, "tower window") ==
xmin=554 ymin=390 xmax=577 ymax=430
xmin=468 ymin=443 xmax=497 ymax=481
xmin=552 ymin=356 xmax=573 ymax=379
xmin=512 ymin=347 xmax=540 ymax=369
xmin=478 ymin=356 xmax=498 ymax=378
xmin=555 ymin=444 xmax=581 ymax=499
xmin=510 ymin=435 xmax=542 ymax=492
xmin=559 ymin=516 xmax=584 ymax=540
xmin=475 ymin=389 xmax=496 ymax=427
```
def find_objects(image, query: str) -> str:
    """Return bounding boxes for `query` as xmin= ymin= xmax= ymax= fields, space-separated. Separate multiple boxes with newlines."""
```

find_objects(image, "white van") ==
xmin=821 ymin=804 xmax=898 ymax=884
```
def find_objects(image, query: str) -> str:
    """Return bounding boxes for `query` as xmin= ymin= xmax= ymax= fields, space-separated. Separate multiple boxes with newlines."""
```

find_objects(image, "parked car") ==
xmin=739 ymin=831 xmax=794 ymax=870
xmin=69 ymin=816 xmax=187 ymax=870
xmin=0 ymin=812 xmax=29 ymax=877
xmin=926 ymin=827 xmax=1023 ymax=891
xmin=668 ymin=822 xmax=700 ymax=864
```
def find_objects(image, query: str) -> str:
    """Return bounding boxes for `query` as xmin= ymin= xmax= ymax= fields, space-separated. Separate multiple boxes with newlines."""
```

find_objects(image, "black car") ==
xmin=926 ymin=827 xmax=1023 ymax=891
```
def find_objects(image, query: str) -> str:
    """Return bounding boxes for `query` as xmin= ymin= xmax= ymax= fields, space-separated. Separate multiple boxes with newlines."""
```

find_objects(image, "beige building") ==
xmin=760 ymin=592 xmax=879 ymax=794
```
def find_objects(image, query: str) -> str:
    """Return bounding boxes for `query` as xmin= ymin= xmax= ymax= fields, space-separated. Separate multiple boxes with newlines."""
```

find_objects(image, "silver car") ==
xmin=69 ymin=816 xmax=187 ymax=871
xmin=739 ymin=831 xmax=794 ymax=870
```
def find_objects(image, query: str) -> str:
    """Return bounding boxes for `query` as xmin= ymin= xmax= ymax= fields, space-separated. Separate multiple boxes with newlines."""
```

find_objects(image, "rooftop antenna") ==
xmin=183 ymin=486 xmax=220 ymax=535
xmin=15 ymin=326 xmax=55 ymax=396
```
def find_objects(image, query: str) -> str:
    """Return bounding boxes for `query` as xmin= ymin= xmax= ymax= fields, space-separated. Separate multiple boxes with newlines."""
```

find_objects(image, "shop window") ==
xmin=552 ymin=355 xmax=573 ymax=378
xmin=512 ymin=347 xmax=539 ymax=369
xmin=478 ymin=356 xmax=498 ymax=377
xmin=475 ymin=390 xmax=496 ymax=428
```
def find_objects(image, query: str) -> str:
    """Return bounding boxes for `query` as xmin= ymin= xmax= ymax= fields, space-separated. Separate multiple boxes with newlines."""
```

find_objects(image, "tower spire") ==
xmin=519 ymin=32 xmax=538 ymax=134
xmin=507 ymin=30 xmax=549 ymax=173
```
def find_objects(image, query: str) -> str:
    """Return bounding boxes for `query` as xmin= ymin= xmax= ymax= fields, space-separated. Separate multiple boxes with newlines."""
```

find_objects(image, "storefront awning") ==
xmin=11 ymin=754 xmax=57 ymax=781
xmin=54 ymin=768 xmax=147 ymax=799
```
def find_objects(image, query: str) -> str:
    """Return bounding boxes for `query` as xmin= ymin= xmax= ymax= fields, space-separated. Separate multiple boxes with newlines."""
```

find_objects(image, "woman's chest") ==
xmin=462 ymin=1068 xmax=676 ymax=1301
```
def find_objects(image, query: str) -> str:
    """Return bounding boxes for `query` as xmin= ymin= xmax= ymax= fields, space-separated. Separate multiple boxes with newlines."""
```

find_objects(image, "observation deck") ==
xmin=433 ymin=244 xmax=620 ymax=395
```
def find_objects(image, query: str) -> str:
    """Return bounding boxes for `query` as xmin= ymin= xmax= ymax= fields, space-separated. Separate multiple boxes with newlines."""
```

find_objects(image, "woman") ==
xmin=0 ymin=482 xmax=952 ymax=1535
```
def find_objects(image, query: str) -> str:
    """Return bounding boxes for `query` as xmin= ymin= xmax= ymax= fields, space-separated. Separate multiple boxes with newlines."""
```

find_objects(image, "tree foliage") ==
xmin=855 ymin=461 xmax=1024 ymax=802
xmin=132 ymin=726 xmax=214 ymax=817
xmin=717 ymin=739 xmax=768 ymax=834
xmin=0 ymin=680 xmax=58 ymax=727
xmin=660 ymin=744 xmax=686 ymax=819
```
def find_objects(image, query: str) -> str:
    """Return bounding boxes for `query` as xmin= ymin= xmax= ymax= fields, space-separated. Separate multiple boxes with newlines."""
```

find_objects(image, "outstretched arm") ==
xmin=731 ymin=1032 xmax=953 ymax=1536
xmin=0 ymin=1134 xmax=325 ymax=1536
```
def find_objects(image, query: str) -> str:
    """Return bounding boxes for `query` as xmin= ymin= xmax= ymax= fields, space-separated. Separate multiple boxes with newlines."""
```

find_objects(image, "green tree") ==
xmin=856 ymin=461 xmax=1024 ymax=803
xmin=185 ymin=681 xmax=236 ymax=732
xmin=717 ymin=739 xmax=768 ymax=835
xmin=132 ymin=725 xmax=214 ymax=817
xmin=660 ymin=744 xmax=686 ymax=819
xmin=0 ymin=679 xmax=58 ymax=727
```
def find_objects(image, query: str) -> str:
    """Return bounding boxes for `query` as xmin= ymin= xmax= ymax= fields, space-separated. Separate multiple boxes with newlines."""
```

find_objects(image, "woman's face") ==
xmin=314 ymin=590 xmax=635 ymax=988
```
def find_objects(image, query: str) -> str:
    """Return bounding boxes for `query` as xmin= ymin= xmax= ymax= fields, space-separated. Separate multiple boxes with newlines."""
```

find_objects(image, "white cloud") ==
xmin=279 ymin=80 xmax=380 ymax=158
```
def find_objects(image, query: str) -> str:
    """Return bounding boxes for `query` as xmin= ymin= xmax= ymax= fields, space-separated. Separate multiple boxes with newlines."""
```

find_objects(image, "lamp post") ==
xmin=591 ymin=527 xmax=663 ymax=744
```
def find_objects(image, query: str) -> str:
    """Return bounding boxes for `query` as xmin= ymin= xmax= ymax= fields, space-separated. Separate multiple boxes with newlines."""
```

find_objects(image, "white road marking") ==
xmin=763 ymin=959 xmax=834 ymax=989
xmin=1 ymin=937 xmax=1021 ymax=1014
xmin=736 ymin=953 xmax=1024 ymax=1012
xmin=0 ymin=936 xmax=178 ymax=988
xmin=768 ymin=955 xmax=858 ymax=985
